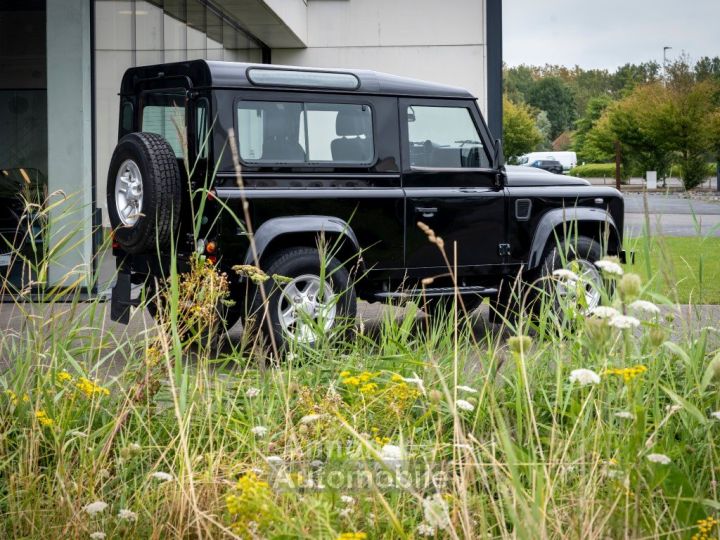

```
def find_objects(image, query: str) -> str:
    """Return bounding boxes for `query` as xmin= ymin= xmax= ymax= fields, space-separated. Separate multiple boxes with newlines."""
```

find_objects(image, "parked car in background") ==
xmin=527 ymin=159 xmax=564 ymax=175
xmin=518 ymin=151 xmax=577 ymax=172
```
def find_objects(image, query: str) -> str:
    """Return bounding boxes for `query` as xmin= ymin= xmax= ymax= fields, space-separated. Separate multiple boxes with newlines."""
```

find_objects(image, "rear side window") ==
xmin=406 ymin=105 xmax=489 ymax=168
xmin=236 ymin=101 xmax=374 ymax=165
xmin=141 ymin=91 xmax=186 ymax=157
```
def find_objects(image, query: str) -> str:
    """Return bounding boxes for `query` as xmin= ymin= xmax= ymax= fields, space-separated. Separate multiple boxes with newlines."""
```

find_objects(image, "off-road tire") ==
xmin=533 ymin=235 xmax=605 ymax=316
xmin=251 ymin=247 xmax=357 ymax=351
xmin=107 ymin=132 xmax=181 ymax=254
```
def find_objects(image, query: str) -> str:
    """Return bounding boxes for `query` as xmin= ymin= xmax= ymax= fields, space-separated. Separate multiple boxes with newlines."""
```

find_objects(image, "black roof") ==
xmin=120 ymin=59 xmax=474 ymax=99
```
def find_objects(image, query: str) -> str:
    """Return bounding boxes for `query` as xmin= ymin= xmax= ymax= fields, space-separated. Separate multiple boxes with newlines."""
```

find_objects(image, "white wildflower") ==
xmin=150 ymin=471 xmax=174 ymax=482
xmin=117 ymin=508 xmax=137 ymax=521
xmin=339 ymin=507 xmax=352 ymax=518
xmin=89 ymin=533 xmax=106 ymax=540
xmin=422 ymin=493 xmax=451 ymax=531
xmin=83 ymin=501 xmax=108 ymax=515
xmin=380 ymin=444 xmax=403 ymax=468
xmin=340 ymin=495 xmax=355 ymax=506
xmin=629 ymin=300 xmax=660 ymax=315
xmin=251 ymin=425 xmax=268 ymax=436
xmin=552 ymin=269 xmax=579 ymax=281
xmin=69 ymin=430 xmax=87 ymax=438
xmin=595 ymin=259 xmax=624 ymax=276
xmin=456 ymin=399 xmax=475 ymax=412
xmin=710 ymin=411 xmax=720 ymax=421
xmin=266 ymin=455 xmax=284 ymax=466
xmin=299 ymin=413 xmax=325 ymax=424
xmin=456 ymin=385 xmax=478 ymax=394
xmin=589 ymin=306 xmax=620 ymax=319
xmin=246 ymin=387 xmax=260 ymax=398
xmin=404 ymin=376 xmax=426 ymax=393
xmin=568 ymin=368 xmax=601 ymax=386
xmin=666 ymin=404 xmax=682 ymax=413
xmin=614 ymin=411 xmax=635 ymax=420
xmin=646 ymin=453 xmax=672 ymax=465
xmin=417 ymin=523 xmax=436 ymax=537
xmin=608 ymin=314 xmax=640 ymax=329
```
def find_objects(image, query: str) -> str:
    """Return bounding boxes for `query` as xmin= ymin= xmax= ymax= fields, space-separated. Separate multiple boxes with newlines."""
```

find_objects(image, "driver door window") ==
xmin=407 ymin=106 xmax=490 ymax=169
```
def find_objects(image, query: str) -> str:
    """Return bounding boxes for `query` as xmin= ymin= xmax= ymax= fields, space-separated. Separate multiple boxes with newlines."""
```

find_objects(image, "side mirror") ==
xmin=407 ymin=106 xmax=416 ymax=123
xmin=493 ymin=138 xmax=505 ymax=169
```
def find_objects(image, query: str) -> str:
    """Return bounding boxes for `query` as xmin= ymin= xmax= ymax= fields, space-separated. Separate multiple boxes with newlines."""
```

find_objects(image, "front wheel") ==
xmin=536 ymin=235 xmax=606 ymax=316
xmin=251 ymin=247 xmax=357 ymax=351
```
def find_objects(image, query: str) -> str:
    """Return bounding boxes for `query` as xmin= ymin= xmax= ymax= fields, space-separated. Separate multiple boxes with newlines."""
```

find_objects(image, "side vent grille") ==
xmin=515 ymin=199 xmax=532 ymax=221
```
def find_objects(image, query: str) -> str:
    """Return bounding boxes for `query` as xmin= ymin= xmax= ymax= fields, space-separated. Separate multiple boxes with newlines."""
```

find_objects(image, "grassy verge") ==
xmin=1 ymin=242 xmax=720 ymax=538
xmin=623 ymin=236 xmax=720 ymax=304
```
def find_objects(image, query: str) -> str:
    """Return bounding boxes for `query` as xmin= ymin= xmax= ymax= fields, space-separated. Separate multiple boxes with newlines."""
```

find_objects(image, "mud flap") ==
xmin=110 ymin=272 xmax=132 ymax=324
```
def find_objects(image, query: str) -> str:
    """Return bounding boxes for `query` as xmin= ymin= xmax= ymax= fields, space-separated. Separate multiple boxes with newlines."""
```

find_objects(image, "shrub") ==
xmin=669 ymin=161 xmax=717 ymax=180
xmin=569 ymin=163 xmax=627 ymax=179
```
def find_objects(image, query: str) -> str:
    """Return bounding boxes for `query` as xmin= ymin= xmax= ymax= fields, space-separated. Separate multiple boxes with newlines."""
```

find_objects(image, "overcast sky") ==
xmin=503 ymin=0 xmax=720 ymax=70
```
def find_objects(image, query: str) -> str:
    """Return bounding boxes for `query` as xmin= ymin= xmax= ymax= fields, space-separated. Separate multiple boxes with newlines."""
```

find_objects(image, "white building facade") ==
xmin=0 ymin=0 xmax=501 ymax=291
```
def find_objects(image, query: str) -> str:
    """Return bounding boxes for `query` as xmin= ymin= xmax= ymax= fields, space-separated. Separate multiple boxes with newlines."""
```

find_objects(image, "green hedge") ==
xmin=669 ymin=162 xmax=717 ymax=179
xmin=568 ymin=163 xmax=624 ymax=178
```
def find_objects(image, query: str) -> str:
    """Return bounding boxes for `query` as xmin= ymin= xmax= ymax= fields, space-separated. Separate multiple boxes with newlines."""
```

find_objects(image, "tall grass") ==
xmin=1 ymin=159 xmax=719 ymax=538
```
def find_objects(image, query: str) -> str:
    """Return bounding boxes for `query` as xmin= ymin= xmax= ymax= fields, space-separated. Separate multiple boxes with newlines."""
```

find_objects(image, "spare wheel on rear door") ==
xmin=107 ymin=132 xmax=182 ymax=254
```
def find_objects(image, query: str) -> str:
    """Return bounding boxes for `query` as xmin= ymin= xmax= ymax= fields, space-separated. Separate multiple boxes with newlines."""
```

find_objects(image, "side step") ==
xmin=374 ymin=285 xmax=498 ymax=301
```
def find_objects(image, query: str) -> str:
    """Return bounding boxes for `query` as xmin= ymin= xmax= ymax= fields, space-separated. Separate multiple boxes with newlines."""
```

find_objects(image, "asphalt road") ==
xmin=623 ymin=193 xmax=720 ymax=237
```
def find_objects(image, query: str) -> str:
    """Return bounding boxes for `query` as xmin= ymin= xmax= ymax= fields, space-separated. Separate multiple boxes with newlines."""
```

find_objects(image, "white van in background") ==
xmin=517 ymin=151 xmax=577 ymax=173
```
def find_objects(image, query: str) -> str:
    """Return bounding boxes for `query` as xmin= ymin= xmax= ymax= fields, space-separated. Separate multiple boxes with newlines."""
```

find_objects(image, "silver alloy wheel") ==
xmin=277 ymin=274 xmax=337 ymax=343
xmin=115 ymin=159 xmax=143 ymax=226
xmin=555 ymin=259 xmax=603 ymax=312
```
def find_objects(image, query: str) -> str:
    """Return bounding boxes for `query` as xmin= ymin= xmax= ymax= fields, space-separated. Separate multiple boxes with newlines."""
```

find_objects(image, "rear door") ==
xmin=400 ymin=99 xmax=506 ymax=273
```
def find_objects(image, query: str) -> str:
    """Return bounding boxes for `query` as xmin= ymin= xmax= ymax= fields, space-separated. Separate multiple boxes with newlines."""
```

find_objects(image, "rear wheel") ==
xmin=251 ymin=247 xmax=357 ymax=351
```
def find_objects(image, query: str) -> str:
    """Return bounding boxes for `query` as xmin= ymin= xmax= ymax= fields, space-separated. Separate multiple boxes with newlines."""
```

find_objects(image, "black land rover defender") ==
xmin=108 ymin=60 xmax=626 ymax=346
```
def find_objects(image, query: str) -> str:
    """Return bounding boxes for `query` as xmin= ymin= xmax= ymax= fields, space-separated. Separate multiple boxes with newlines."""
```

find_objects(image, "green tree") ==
xmin=695 ymin=56 xmax=720 ymax=83
xmin=502 ymin=96 xmax=542 ymax=162
xmin=574 ymin=96 xmax=613 ymax=162
xmin=660 ymin=80 xmax=720 ymax=188
xmin=611 ymin=61 xmax=661 ymax=95
xmin=535 ymin=110 xmax=552 ymax=150
xmin=504 ymin=64 xmax=536 ymax=103
xmin=525 ymin=76 xmax=576 ymax=139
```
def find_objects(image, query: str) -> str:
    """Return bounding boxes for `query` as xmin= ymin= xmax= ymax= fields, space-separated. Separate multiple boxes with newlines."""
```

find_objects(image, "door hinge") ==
xmin=498 ymin=243 xmax=511 ymax=257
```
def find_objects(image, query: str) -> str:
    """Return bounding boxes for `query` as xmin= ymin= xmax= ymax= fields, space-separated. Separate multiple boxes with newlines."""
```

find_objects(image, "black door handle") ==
xmin=414 ymin=206 xmax=437 ymax=218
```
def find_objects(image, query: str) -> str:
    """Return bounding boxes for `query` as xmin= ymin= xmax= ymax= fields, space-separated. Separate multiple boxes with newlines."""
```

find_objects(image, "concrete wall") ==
xmin=272 ymin=0 xmax=487 ymax=113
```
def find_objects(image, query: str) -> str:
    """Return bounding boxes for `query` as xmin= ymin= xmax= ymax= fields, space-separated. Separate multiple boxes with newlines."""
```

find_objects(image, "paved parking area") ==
xmin=624 ymin=193 xmax=720 ymax=237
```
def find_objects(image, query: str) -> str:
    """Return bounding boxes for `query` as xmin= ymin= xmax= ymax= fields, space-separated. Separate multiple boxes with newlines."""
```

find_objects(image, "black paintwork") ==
xmin=110 ymin=61 xmax=625 ymax=322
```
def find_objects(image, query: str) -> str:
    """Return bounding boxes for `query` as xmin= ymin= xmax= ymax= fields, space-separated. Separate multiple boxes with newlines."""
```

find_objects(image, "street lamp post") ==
xmin=663 ymin=46 xmax=672 ymax=79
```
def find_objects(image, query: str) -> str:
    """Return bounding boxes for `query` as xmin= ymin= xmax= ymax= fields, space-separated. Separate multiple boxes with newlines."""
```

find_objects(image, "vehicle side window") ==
xmin=406 ymin=106 xmax=489 ymax=168
xmin=196 ymin=98 xmax=209 ymax=159
xmin=236 ymin=100 xmax=374 ymax=165
xmin=141 ymin=91 xmax=186 ymax=157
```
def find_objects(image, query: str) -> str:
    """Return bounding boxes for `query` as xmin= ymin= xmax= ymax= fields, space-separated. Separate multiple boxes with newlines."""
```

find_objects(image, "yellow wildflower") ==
xmin=360 ymin=383 xmax=378 ymax=395
xmin=337 ymin=533 xmax=367 ymax=540
xmin=374 ymin=436 xmax=391 ymax=445
xmin=342 ymin=376 xmax=361 ymax=387
xmin=35 ymin=409 xmax=53 ymax=427
xmin=603 ymin=365 xmax=647 ymax=383
xmin=5 ymin=389 xmax=18 ymax=406
xmin=391 ymin=373 xmax=404 ymax=383
xmin=75 ymin=377 xmax=110 ymax=398
xmin=225 ymin=471 xmax=274 ymax=535
xmin=340 ymin=371 xmax=351 ymax=378
xmin=57 ymin=371 xmax=73 ymax=383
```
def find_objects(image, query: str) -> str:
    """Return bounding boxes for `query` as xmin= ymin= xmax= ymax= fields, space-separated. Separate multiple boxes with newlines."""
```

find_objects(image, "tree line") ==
xmin=502 ymin=56 xmax=720 ymax=188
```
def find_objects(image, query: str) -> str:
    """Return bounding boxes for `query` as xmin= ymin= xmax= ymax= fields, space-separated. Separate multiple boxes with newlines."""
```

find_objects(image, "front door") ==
xmin=400 ymin=99 xmax=506 ymax=274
